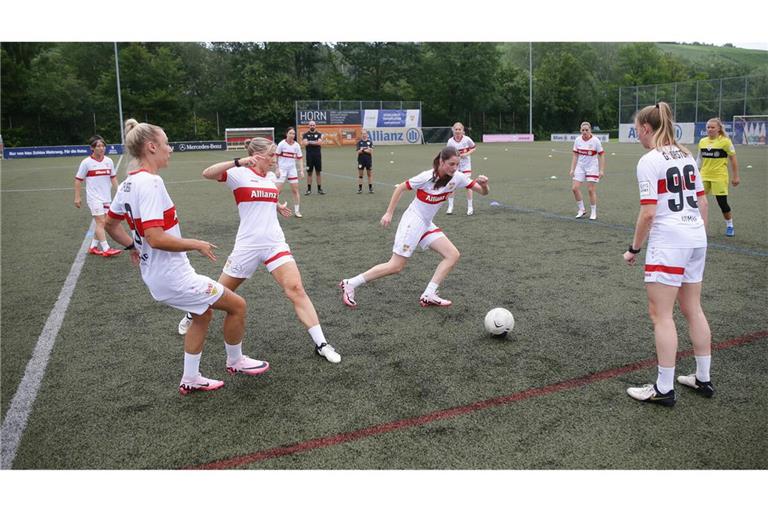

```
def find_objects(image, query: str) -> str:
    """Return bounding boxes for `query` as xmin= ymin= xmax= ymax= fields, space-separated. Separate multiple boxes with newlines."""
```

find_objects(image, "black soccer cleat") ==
xmin=677 ymin=374 xmax=715 ymax=398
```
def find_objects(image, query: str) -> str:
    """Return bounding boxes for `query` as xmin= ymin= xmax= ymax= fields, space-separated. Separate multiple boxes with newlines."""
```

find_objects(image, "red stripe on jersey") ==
xmin=217 ymin=170 xmax=228 ymax=182
xmin=467 ymin=179 xmax=477 ymax=189
xmin=128 ymin=206 xmax=178 ymax=236
xmin=645 ymin=264 xmax=684 ymax=275
xmin=264 ymin=251 xmax=292 ymax=266
xmin=462 ymin=170 xmax=472 ymax=174
xmin=574 ymin=149 xmax=598 ymax=156
xmin=287 ymin=177 xmax=299 ymax=182
xmin=405 ymin=181 xmax=413 ymax=190
xmin=657 ymin=179 xmax=668 ymax=194
xmin=233 ymin=187 xmax=279 ymax=204
xmin=586 ymin=174 xmax=600 ymax=178
xmin=640 ymin=199 xmax=657 ymax=205
xmin=75 ymin=177 xmax=85 ymax=181
xmin=128 ymin=169 xmax=151 ymax=176
xmin=597 ymin=150 xmax=605 ymax=155
xmin=696 ymin=190 xmax=706 ymax=196
xmin=416 ymin=189 xmax=450 ymax=204
xmin=419 ymin=228 xmax=443 ymax=242
xmin=86 ymin=169 xmax=112 ymax=177
xmin=277 ymin=152 xmax=301 ymax=159
xmin=90 ymin=155 xmax=104 ymax=162
xmin=107 ymin=209 xmax=124 ymax=220
xmin=458 ymin=146 xmax=475 ymax=154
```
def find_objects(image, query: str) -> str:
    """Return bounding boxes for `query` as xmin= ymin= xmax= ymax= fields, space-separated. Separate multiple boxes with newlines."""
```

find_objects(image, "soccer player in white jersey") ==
xmin=176 ymin=137 xmax=341 ymax=363
xmin=569 ymin=122 xmax=606 ymax=220
xmin=340 ymin=146 xmax=489 ymax=308
xmin=74 ymin=135 xmax=122 ymax=257
xmin=623 ymin=102 xmax=714 ymax=407
xmin=275 ymin=127 xmax=304 ymax=218
xmin=105 ymin=119 xmax=269 ymax=395
xmin=445 ymin=122 xmax=477 ymax=215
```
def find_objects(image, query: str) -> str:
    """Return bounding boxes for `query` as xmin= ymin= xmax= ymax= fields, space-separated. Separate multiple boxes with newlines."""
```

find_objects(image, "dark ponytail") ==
xmin=431 ymin=146 xmax=460 ymax=188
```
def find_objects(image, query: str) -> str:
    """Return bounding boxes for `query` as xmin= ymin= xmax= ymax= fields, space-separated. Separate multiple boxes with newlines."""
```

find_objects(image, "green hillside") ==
xmin=657 ymin=42 xmax=768 ymax=72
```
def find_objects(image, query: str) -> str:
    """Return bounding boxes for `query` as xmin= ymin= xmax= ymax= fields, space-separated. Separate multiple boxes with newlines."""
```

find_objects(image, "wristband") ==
xmin=234 ymin=158 xmax=241 ymax=167
xmin=628 ymin=245 xmax=641 ymax=254
xmin=124 ymin=243 xmax=136 ymax=251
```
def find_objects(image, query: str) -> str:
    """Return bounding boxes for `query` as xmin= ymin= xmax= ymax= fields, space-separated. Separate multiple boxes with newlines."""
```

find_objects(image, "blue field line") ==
xmin=323 ymin=171 xmax=768 ymax=259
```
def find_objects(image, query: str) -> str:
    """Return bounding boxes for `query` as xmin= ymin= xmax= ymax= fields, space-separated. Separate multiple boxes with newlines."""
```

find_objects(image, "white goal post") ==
xmin=225 ymin=127 xmax=275 ymax=150
xmin=732 ymin=115 xmax=767 ymax=145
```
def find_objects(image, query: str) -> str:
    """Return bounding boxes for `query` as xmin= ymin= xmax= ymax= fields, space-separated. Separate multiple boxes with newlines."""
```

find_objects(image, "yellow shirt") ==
xmin=698 ymin=135 xmax=735 ymax=181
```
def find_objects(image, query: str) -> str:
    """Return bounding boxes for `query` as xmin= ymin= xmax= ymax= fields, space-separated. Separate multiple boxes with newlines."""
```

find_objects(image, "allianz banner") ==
xmin=366 ymin=127 xmax=423 ymax=145
xmin=619 ymin=123 xmax=695 ymax=144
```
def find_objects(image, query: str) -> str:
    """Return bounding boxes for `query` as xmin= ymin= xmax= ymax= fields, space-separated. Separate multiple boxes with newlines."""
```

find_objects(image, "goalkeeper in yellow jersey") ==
xmin=697 ymin=118 xmax=740 ymax=237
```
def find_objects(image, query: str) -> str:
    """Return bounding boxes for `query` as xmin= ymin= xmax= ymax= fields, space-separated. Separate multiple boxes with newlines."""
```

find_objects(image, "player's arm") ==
xmin=463 ymin=145 xmax=477 ymax=156
xmin=380 ymin=182 xmax=408 ymax=227
xmin=143 ymin=226 xmax=218 ymax=262
xmin=623 ymin=204 xmax=655 ymax=265
xmin=569 ymin=153 xmax=578 ymax=177
xmin=74 ymin=179 xmax=83 ymax=208
xmin=202 ymin=155 xmax=259 ymax=180
xmin=105 ymin=213 xmax=134 ymax=248
xmin=598 ymin=152 xmax=606 ymax=177
xmin=728 ymin=154 xmax=740 ymax=186
xmin=469 ymin=175 xmax=489 ymax=195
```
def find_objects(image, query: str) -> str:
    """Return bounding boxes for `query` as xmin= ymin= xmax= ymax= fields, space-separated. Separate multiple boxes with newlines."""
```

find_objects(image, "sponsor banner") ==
xmin=3 ymin=144 xmax=123 ymax=159
xmin=551 ymin=133 xmax=610 ymax=142
xmin=297 ymin=125 xmax=362 ymax=146
xmin=733 ymin=120 xmax=767 ymax=145
xmin=483 ymin=134 xmax=534 ymax=143
xmin=297 ymin=110 xmax=361 ymax=126
xmin=366 ymin=127 xmax=423 ymax=145
xmin=695 ymin=122 xmax=735 ymax=139
xmin=170 ymin=141 xmax=226 ymax=152
xmin=619 ymin=123 xmax=694 ymax=144
xmin=363 ymin=109 xmax=421 ymax=128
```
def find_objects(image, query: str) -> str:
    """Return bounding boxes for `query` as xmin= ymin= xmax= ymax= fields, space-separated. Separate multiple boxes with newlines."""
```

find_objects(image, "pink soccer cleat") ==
xmin=339 ymin=280 xmax=357 ymax=308
xmin=88 ymin=247 xmax=104 ymax=256
xmin=419 ymin=293 xmax=453 ymax=307
xmin=178 ymin=374 xmax=225 ymax=396
xmin=101 ymin=248 xmax=122 ymax=257
xmin=226 ymin=355 xmax=270 ymax=376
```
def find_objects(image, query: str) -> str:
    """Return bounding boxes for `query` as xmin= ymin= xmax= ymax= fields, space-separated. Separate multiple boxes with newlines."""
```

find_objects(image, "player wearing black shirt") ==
xmin=356 ymin=130 xmax=374 ymax=193
xmin=302 ymin=121 xmax=324 ymax=195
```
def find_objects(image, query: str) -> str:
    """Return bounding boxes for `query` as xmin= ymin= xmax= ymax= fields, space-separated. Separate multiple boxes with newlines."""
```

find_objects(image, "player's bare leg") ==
xmin=587 ymin=182 xmax=598 ymax=219
xmin=420 ymin=237 xmax=460 ymax=307
xmin=572 ymin=181 xmax=585 ymax=217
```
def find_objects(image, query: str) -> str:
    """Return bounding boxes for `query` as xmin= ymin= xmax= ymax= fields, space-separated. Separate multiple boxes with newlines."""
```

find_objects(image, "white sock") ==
xmin=100 ymin=240 xmax=110 ymax=251
xmin=90 ymin=239 xmax=100 ymax=249
xmin=725 ymin=219 xmax=734 ymax=228
xmin=348 ymin=274 xmax=366 ymax=289
xmin=183 ymin=352 xmax=202 ymax=381
xmin=295 ymin=204 xmax=300 ymax=212
xmin=225 ymin=341 xmax=243 ymax=365
xmin=591 ymin=205 xmax=597 ymax=214
xmin=467 ymin=199 xmax=473 ymax=208
xmin=424 ymin=281 xmax=439 ymax=296
xmin=656 ymin=366 xmax=675 ymax=394
xmin=308 ymin=324 xmax=326 ymax=348
xmin=577 ymin=200 xmax=585 ymax=211
xmin=448 ymin=197 xmax=454 ymax=208
xmin=695 ymin=355 xmax=712 ymax=382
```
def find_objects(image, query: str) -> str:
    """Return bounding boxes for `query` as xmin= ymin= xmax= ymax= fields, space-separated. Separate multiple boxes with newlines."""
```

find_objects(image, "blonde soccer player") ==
xmin=623 ymin=102 xmax=714 ymax=407
xmin=569 ymin=121 xmax=606 ymax=220
xmin=445 ymin=122 xmax=477 ymax=215
xmin=74 ymin=135 xmax=122 ymax=257
xmin=698 ymin=118 xmax=740 ymax=236
xmin=176 ymin=138 xmax=341 ymax=363
xmin=274 ymin=127 xmax=305 ymax=217
xmin=339 ymin=146 xmax=489 ymax=308
xmin=106 ymin=119 xmax=269 ymax=395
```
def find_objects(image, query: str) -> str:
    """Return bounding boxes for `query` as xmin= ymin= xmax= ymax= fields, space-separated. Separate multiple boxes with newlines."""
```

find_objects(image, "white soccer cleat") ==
xmin=626 ymin=383 xmax=676 ymax=407
xmin=575 ymin=209 xmax=586 ymax=218
xmin=226 ymin=355 xmax=270 ymax=376
xmin=446 ymin=205 xmax=454 ymax=215
xmin=589 ymin=212 xmax=597 ymax=220
xmin=178 ymin=314 xmax=193 ymax=335
xmin=178 ymin=374 xmax=225 ymax=396
xmin=316 ymin=342 xmax=341 ymax=363
xmin=419 ymin=293 xmax=453 ymax=307
xmin=339 ymin=280 xmax=357 ymax=308
xmin=467 ymin=207 xmax=474 ymax=216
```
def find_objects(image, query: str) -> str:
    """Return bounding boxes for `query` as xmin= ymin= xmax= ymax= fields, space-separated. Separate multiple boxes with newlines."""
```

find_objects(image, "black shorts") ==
xmin=357 ymin=157 xmax=372 ymax=171
xmin=306 ymin=153 xmax=322 ymax=173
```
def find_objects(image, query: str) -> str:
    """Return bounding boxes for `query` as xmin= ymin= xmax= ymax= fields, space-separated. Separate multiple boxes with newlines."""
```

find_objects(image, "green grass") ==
xmin=1 ymin=142 xmax=767 ymax=469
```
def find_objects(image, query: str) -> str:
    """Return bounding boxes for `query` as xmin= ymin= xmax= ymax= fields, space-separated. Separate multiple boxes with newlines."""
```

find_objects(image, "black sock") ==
xmin=358 ymin=184 xmax=362 ymax=191
xmin=369 ymin=184 xmax=373 ymax=191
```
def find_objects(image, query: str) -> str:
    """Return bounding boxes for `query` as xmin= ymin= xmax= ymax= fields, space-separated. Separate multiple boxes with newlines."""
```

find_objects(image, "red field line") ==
xmin=184 ymin=330 xmax=767 ymax=470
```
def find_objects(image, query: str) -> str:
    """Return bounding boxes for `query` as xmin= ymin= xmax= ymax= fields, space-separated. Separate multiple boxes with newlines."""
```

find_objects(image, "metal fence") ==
xmin=619 ymin=75 xmax=768 ymax=124
xmin=295 ymin=100 xmax=422 ymax=111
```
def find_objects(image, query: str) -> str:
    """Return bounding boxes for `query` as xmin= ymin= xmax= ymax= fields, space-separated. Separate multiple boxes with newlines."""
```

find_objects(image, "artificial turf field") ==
xmin=1 ymin=141 xmax=766 ymax=471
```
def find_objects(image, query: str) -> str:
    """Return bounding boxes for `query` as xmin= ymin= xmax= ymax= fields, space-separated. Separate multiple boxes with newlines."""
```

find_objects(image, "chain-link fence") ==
xmin=295 ymin=100 xmax=422 ymax=111
xmin=619 ymin=75 xmax=768 ymax=124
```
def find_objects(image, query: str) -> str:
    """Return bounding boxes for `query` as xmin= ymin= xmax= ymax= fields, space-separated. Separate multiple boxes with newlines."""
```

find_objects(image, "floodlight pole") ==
xmin=529 ymin=42 xmax=533 ymax=137
xmin=114 ymin=43 xmax=126 ymax=153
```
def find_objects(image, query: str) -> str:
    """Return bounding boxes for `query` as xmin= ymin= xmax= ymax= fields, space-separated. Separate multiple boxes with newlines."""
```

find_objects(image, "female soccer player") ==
xmin=177 ymin=137 xmax=341 ymax=363
xmin=74 ymin=135 xmax=122 ymax=257
xmin=275 ymin=127 xmax=304 ymax=217
xmin=356 ymin=130 xmax=374 ymax=194
xmin=698 ymin=118 xmax=740 ymax=236
xmin=106 ymin=119 xmax=269 ymax=395
xmin=445 ymin=122 xmax=477 ymax=215
xmin=340 ymin=146 xmax=489 ymax=308
xmin=623 ymin=102 xmax=714 ymax=407
xmin=569 ymin=122 xmax=606 ymax=220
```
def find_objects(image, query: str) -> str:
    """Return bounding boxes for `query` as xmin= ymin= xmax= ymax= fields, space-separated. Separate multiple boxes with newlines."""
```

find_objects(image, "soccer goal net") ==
xmin=225 ymin=127 xmax=275 ymax=150
xmin=732 ymin=115 xmax=767 ymax=145
xmin=422 ymin=127 xmax=454 ymax=144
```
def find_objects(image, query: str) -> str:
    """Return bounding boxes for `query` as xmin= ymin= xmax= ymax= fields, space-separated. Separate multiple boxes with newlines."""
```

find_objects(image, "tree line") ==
xmin=1 ymin=42 xmax=764 ymax=147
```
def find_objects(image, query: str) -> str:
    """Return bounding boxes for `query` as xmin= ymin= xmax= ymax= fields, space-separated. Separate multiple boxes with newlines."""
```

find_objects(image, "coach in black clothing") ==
xmin=302 ymin=121 xmax=324 ymax=194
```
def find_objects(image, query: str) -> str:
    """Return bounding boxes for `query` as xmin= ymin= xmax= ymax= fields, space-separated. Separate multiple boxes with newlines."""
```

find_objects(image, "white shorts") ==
xmin=158 ymin=274 xmax=224 ymax=315
xmin=644 ymin=246 xmax=707 ymax=287
xmin=223 ymin=242 xmax=294 ymax=278
xmin=87 ymin=196 xmax=111 ymax=216
xmin=573 ymin=167 xmax=600 ymax=183
xmin=274 ymin=166 xmax=299 ymax=184
xmin=392 ymin=210 xmax=446 ymax=257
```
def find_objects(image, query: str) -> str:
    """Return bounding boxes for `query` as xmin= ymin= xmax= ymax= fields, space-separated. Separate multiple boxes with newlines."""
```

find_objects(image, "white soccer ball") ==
xmin=484 ymin=308 xmax=514 ymax=337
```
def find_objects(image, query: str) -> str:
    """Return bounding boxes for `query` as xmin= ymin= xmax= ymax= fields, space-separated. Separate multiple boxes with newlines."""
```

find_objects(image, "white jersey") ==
xmin=75 ymin=155 xmax=116 ymax=203
xmin=219 ymin=166 xmax=285 ymax=249
xmin=404 ymin=169 xmax=475 ymax=222
xmin=447 ymin=135 xmax=476 ymax=172
xmin=636 ymin=146 xmax=707 ymax=249
xmin=572 ymin=136 xmax=604 ymax=174
xmin=275 ymin=139 xmax=303 ymax=173
xmin=108 ymin=170 xmax=200 ymax=302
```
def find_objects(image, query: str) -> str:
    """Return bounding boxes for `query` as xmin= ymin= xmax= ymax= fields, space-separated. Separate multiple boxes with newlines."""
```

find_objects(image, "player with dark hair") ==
xmin=356 ymin=129 xmax=374 ymax=194
xmin=302 ymin=121 xmax=324 ymax=195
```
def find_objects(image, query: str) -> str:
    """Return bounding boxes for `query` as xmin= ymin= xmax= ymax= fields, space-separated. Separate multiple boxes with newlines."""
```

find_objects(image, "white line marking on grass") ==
xmin=0 ymin=155 xmax=124 ymax=469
